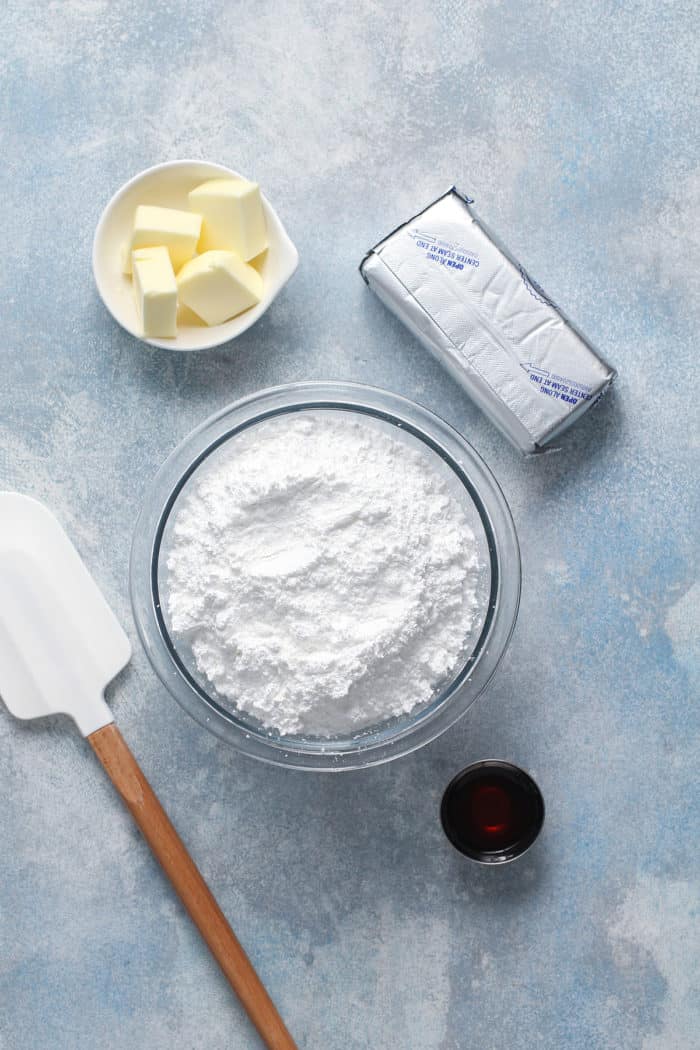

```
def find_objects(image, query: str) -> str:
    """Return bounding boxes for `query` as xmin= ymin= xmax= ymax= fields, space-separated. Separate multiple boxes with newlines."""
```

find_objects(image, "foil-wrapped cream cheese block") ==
xmin=360 ymin=188 xmax=616 ymax=453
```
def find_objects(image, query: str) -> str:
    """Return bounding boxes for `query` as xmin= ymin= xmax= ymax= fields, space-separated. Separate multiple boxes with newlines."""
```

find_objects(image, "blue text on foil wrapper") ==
xmin=525 ymin=366 xmax=593 ymax=406
xmin=409 ymin=228 xmax=480 ymax=271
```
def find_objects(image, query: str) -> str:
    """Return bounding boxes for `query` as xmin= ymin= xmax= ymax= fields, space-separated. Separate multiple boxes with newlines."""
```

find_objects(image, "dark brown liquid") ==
xmin=441 ymin=763 xmax=544 ymax=861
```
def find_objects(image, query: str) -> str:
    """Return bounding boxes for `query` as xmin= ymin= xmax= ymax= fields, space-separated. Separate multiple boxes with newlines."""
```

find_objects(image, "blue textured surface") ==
xmin=1 ymin=2 xmax=698 ymax=1047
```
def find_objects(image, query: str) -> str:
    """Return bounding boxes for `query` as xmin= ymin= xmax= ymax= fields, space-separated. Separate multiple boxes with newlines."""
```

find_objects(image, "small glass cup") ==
xmin=441 ymin=760 xmax=545 ymax=863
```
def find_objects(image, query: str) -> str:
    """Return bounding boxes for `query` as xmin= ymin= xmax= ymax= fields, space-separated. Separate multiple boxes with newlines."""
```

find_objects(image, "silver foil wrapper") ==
xmin=360 ymin=188 xmax=616 ymax=453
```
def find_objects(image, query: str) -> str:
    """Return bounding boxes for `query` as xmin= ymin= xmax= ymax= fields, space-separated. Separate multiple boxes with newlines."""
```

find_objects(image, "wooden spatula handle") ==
xmin=88 ymin=723 xmax=297 ymax=1050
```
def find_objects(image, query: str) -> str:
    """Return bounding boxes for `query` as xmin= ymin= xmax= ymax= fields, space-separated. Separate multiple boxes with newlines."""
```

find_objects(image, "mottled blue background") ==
xmin=1 ymin=1 xmax=698 ymax=1047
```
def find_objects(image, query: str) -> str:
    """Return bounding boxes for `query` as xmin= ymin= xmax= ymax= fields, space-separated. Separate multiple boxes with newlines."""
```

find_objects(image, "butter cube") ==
xmin=123 ymin=205 xmax=201 ymax=274
xmin=132 ymin=246 xmax=177 ymax=338
xmin=188 ymin=179 xmax=267 ymax=261
xmin=176 ymin=250 xmax=263 ymax=326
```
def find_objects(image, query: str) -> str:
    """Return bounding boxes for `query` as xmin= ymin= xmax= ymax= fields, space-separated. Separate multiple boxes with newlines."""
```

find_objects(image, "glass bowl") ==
xmin=130 ymin=382 xmax=520 ymax=770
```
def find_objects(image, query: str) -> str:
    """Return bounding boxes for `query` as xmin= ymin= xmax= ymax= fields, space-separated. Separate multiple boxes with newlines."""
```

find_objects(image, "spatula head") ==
xmin=0 ymin=493 xmax=131 ymax=736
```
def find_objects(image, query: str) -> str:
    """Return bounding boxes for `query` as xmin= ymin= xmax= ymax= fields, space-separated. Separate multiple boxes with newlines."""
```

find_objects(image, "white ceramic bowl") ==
xmin=92 ymin=160 xmax=299 ymax=351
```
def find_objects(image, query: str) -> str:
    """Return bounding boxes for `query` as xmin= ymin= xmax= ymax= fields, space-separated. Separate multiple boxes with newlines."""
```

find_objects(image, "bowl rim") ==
xmin=130 ymin=382 xmax=521 ymax=771
xmin=92 ymin=158 xmax=299 ymax=352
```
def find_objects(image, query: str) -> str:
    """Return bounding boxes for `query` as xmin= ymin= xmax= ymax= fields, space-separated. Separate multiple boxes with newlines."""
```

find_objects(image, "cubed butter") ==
xmin=176 ymin=250 xmax=263 ymax=326
xmin=132 ymin=246 xmax=177 ymax=338
xmin=123 ymin=205 xmax=201 ymax=274
xmin=188 ymin=178 xmax=267 ymax=261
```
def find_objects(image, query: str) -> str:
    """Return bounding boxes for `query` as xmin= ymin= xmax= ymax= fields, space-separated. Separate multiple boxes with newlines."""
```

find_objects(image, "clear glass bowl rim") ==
xmin=129 ymin=381 xmax=521 ymax=771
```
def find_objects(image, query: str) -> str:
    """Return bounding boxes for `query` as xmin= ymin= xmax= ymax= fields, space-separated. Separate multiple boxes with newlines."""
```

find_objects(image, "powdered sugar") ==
xmin=165 ymin=411 xmax=483 ymax=737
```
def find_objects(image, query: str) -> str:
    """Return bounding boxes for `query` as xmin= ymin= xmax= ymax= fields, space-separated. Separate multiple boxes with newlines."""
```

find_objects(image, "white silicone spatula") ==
xmin=0 ymin=492 xmax=297 ymax=1050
